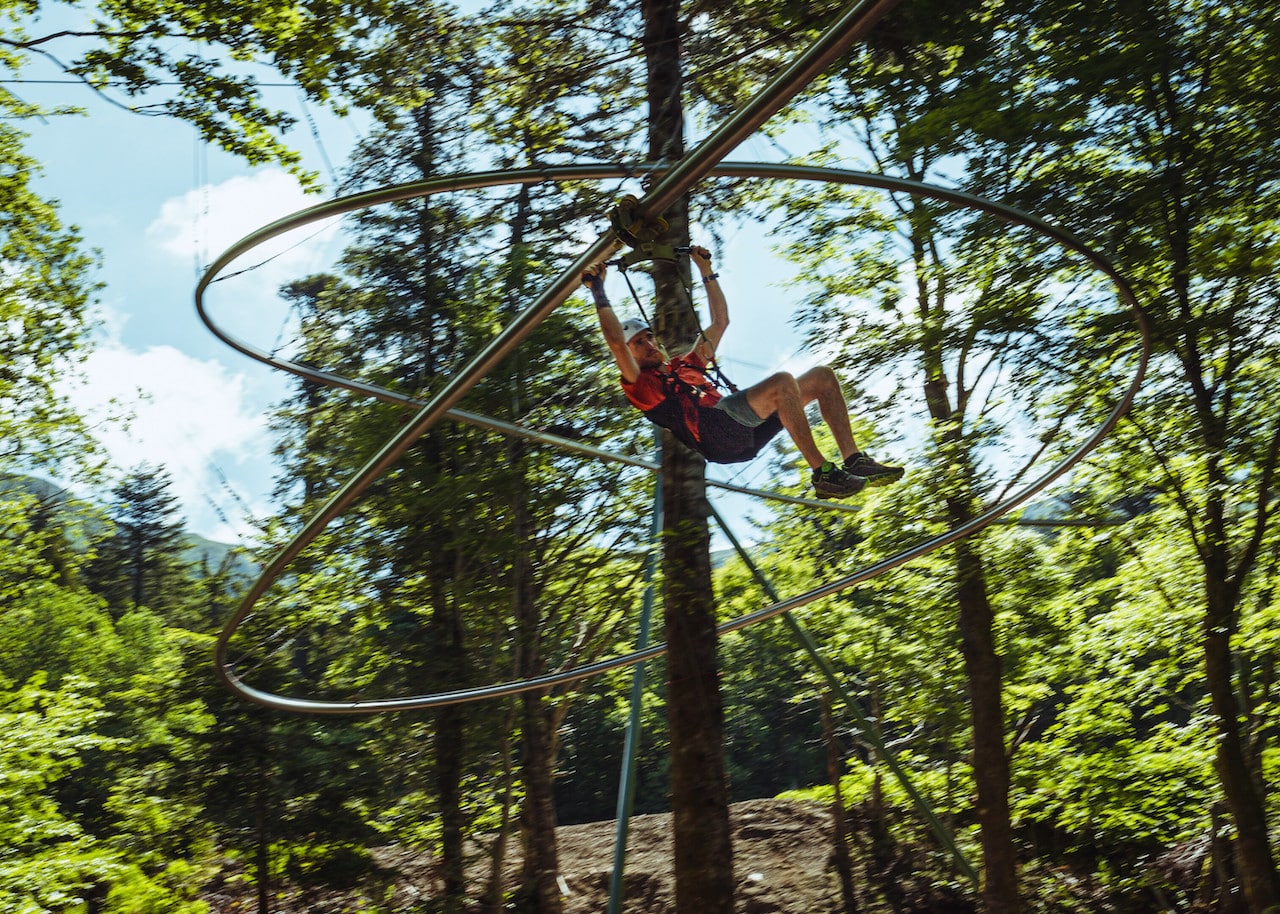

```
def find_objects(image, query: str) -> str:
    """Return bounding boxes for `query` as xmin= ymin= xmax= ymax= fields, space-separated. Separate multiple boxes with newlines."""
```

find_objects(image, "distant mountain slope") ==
xmin=1 ymin=472 xmax=256 ymax=579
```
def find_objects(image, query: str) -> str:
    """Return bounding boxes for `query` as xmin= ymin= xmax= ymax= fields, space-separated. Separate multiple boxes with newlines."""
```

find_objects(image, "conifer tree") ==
xmin=86 ymin=464 xmax=193 ymax=620
xmin=749 ymin=6 xmax=1063 ymax=907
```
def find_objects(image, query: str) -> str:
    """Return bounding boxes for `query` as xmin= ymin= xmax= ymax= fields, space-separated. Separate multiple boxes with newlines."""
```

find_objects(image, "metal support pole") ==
xmin=607 ymin=431 xmax=663 ymax=914
xmin=709 ymin=504 xmax=980 ymax=888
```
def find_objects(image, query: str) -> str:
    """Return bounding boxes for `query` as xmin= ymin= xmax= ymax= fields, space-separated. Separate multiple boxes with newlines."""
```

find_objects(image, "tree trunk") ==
xmin=436 ymin=703 xmax=466 ymax=913
xmin=518 ymin=687 xmax=562 ymax=913
xmin=823 ymin=693 xmax=860 ymax=914
xmin=483 ymin=704 xmax=518 ymax=914
xmin=864 ymin=769 xmax=909 ymax=914
xmin=493 ymin=171 xmax=564 ymax=914
xmin=926 ymin=373 xmax=1019 ymax=914
xmin=1203 ymin=556 xmax=1280 ymax=913
xmin=432 ymin=576 xmax=469 ymax=914
xmin=951 ymin=529 xmax=1018 ymax=914
xmin=662 ymin=446 xmax=734 ymax=914
xmin=643 ymin=1 xmax=735 ymax=911
xmin=513 ymin=443 xmax=562 ymax=914
xmin=85 ymin=884 xmax=106 ymax=914
xmin=255 ymin=733 xmax=271 ymax=914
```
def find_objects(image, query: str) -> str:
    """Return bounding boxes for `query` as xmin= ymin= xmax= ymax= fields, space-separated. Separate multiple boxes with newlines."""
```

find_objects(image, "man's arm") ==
xmin=584 ymin=263 xmax=641 ymax=384
xmin=690 ymin=245 xmax=728 ymax=360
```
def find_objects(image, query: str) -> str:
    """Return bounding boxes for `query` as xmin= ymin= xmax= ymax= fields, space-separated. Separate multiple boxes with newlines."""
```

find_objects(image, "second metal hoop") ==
xmin=201 ymin=162 xmax=1149 ymax=714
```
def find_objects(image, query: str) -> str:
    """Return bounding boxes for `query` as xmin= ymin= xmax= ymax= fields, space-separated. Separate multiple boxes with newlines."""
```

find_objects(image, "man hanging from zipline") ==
xmin=583 ymin=245 xmax=903 ymax=500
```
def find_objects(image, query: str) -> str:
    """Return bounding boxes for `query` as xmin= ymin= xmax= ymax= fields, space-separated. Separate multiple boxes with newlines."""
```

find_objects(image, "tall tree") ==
xmin=638 ymin=1 xmax=735 ymax=911
xmin=284 ymin=7 xmax=667 ymax=910
xmin=264 ymin=16 xmax=530 ymax=909
xmin=85 ymin=464 xmax=193 ymax=620
xmin=758 ymin=7 xmax=1036 ymax=906
xmin=961 ymin=0 xmax=1280 ymax=908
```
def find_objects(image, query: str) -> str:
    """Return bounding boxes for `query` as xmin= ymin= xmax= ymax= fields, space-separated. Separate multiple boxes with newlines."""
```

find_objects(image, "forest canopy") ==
xmin=2 ymin=0 xmax=1279 ymax=912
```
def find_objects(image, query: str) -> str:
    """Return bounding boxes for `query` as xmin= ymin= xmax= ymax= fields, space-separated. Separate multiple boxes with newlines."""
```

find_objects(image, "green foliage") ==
xmin=275 ymin=841 xmax=376 ymax=889
xmin=0 ymin=491 xmax=118 ymax=684
xmin=0 ymin=674 xmax=122 ymax=912
xmin=103 ymin=865 xmax=209 ymax=914
xmin=1014 ymin=570 xmax=1214 ymax=848
xmin=8 ymin=0 xmax=413 ymax=180
xmin=0 ymin=121 xmax=100 ymax=475
xmin=2 ymin=0 xmax=1279 ymax=908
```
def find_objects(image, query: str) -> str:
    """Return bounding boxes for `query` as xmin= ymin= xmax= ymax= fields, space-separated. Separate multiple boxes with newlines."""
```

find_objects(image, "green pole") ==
xmin=607 ymin=432 xmax=663 ymax=914
xmin=709 ymin=504 xmax=980 ymax=888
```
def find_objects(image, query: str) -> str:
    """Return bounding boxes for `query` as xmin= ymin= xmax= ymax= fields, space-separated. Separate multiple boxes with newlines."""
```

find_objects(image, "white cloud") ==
xmin=65 ymin=340 xmax=279 ymax=542
xmin=147 ymin=168 xmax=347 ymax=376
xmin=149 ymin=168 xmax=305 ymax=258
xmin=61 ymin=171 xmax=341 ymax=543
xmin=147 ymin=168 xmax=341 ymax=284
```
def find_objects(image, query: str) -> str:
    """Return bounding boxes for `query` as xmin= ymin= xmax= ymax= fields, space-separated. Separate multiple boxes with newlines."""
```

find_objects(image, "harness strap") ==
xmin=654 ymin=356 xmax=717 ymax=443
xmin=615 ymin=266 xmax=656 ymax=339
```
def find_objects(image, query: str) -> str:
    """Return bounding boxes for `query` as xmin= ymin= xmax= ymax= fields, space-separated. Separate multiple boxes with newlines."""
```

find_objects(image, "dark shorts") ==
xmin=716 ymin=389 xmax=767 ymax=427
xmin=696 ymin=399 xmax=785 ymax=464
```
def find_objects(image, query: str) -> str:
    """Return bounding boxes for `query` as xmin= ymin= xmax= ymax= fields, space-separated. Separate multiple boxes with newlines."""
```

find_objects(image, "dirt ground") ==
xmin=205 ymin=797 xmax=956 ymax=913
xmin=203 ymin=796 xmax=1207 ymax=913
xmin=546 ymin=798 xmax=842 ymax=914
xmin=349 ymin=798 xmax=844 ymax=914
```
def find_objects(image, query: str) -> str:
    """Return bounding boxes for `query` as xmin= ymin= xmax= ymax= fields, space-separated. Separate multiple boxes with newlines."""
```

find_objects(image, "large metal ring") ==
xmin=200 ymin=162 xmax=1149 ymax=713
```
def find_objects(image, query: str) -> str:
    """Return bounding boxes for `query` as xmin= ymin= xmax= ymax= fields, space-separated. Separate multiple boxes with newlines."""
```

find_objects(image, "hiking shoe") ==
xmin=812 ymin=461 xmax=867 ymax=499
xmin=843 ymin=452 xmax=904 ymax=487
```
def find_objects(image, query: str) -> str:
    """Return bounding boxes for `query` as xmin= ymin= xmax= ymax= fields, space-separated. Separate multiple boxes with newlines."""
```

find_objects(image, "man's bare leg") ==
xmin=797 ymin=365 xmax=858 ymax=460
xmin=796 ymin=366 xmax=904 ymax=485
xmin=745 ymin=371 xmax=826 ymax=468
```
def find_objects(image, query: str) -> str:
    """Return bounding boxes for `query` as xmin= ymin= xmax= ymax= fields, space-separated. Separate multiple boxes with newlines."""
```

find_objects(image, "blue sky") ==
xmin=23 ymin=57 xmax=369 ymax=540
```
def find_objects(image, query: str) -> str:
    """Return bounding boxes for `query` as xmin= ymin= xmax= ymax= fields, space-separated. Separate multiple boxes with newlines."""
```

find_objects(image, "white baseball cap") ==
xmin=620 ymin=318 xmax=651 ymax=343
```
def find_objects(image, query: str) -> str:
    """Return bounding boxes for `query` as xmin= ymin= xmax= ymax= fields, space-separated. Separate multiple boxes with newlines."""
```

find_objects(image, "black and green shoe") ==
xmin=812 ymin=461 xmax=867 ymax=500
xmin=843 ymin=453 xmax=904 ymax=487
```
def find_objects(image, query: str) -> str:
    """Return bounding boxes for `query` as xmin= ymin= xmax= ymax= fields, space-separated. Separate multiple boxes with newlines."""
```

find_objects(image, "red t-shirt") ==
xmin=621 ymin=351 xmax=722 ymax=444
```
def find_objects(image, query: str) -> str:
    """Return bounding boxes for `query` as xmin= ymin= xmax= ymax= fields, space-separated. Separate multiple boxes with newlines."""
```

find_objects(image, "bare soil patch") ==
xmin=202 ymin=797 xmax=972 ymax=913
xmin=549 ymin=798 xmax=840 ymax=914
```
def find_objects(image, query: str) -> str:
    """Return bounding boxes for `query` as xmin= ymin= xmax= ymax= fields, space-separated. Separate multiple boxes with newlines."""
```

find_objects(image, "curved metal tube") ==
xmin=201 ymin=163 xmax=1149 ymax=714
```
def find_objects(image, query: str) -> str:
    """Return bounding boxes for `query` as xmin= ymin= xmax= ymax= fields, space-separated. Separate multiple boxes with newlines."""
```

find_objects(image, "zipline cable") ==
xmin=198 ymin=0 xmax=1148 ymax=716
xmin=202 ymin=0 xmax=907 ymax=723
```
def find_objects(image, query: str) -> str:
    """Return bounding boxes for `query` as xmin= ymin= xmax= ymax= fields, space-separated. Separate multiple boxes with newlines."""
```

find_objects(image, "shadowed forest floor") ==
xmin=201 ymin=792 xmax=1222 ymax=913
xmin=201 ymin=797 xmax=985 ymax=913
